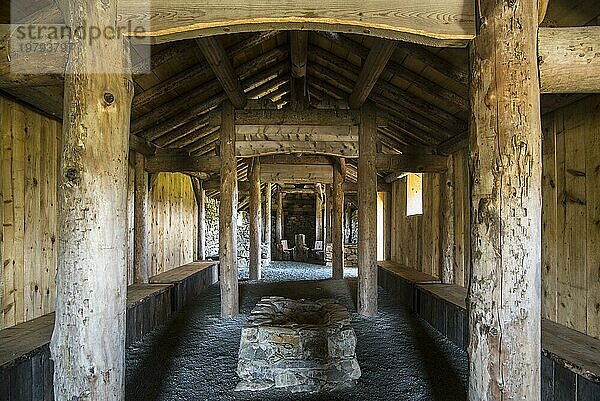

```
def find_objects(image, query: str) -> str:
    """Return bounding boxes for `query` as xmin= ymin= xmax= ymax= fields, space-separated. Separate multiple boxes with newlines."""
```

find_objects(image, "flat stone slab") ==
xmin=236 ymin=296 xmax=361 ymax=393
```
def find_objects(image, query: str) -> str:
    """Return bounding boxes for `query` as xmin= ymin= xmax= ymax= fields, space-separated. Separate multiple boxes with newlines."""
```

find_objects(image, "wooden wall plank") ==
xmin=542 ymin=109 xmax=558 ymax=322
xmin=585 ymin=96 xmax=600 ymax=339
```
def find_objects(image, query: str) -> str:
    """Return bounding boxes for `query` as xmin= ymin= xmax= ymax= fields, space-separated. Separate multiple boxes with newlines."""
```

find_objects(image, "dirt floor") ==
xmin=126 ymin=262 xmax=467 ymax=401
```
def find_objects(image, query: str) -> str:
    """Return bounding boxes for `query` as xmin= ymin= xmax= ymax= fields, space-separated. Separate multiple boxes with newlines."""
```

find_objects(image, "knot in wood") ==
xmin=103 ymin=92 xmax=115 ymax=106
xmin=489 ymin=327 xmax=499 ymax=336
xmin=65 ymin=167 xmax=80 ymax=184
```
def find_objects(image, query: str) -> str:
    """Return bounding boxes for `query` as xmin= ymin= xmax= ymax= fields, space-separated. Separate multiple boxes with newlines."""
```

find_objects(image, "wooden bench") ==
xmin=378 ymin=261 xmax=600 ymax=401
xmin=377 ymin=260 xmax=440 ymax=311
xmin=416 ymin=283 xmax=468 ymax=350
xmin=0 ymin=282 xmax=176 ymax=401
xmin=150 ymin=261 xmax=219 ymax=312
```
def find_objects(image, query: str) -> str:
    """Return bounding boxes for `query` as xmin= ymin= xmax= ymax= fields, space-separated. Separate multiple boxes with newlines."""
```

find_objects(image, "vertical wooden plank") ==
xmin=219 ymin=100 xmax=239 ymax=316
xmin=0 ymin=98 xmax=6 ymax=329
xmin=134 ymin=152 xmax=149 ymax=283
xmin=577 ymin=376 xmax=600 ymax=401
xmin=441 ymin=155 xmax=455 ymax=284
xmin=541 ymin=356 xmax=554 ymax=401
xmin=358 ymin=103 xmax=378 ymax=316
xmin=453 ymin=150 xmax=466 ymax=286
xmin=553 ymin=364 xmax=576 ymax=401
xmin=586 ymin=95 xmax=600 ymax=339
xmin=422 ymin=174 xmax=433 ymax=274
xmin=12 ymin=103 xmax=25 ymax=326
xmin=542 ymin=110 xmax=558 ymax=321
xmin=559 ymin=100 xmax=587 ymax=332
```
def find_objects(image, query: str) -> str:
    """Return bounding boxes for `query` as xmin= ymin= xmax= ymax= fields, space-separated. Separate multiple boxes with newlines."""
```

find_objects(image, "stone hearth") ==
xmin=236 ymin=297 xmax=361 ymax=393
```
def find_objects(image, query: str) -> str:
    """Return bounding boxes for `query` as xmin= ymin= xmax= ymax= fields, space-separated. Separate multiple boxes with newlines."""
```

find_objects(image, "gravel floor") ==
xmin=237 ymin=261 xmax=358 ymax=281
xmin=126 ymin=262 xmax=467 ymax=401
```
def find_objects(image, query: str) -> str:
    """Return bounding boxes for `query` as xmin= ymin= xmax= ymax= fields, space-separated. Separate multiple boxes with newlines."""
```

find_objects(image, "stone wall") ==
xmin=285 ymin=214 xmax=316 ymax=249
xmin=205 ymin=197 xmax=251 ymax=268
xmin=324 ymin=244 xmax=358 ymax=268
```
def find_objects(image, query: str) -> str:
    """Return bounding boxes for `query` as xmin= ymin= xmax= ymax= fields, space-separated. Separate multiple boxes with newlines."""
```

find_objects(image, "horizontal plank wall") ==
xmin=0 ymin=96 xmax=60 ymax=330
xmin=149 ymin=172 xmax=198 ymax=276
xmin=542 ymin=95 xmax=600 ymax=340
xmin=390 ymin=154 xmax=469 ymax=284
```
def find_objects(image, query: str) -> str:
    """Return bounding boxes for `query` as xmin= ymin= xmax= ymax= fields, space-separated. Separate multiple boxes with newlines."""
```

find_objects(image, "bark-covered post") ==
xmin=219 ymin=100 xmax=239 ymax=316
xmin=358 ymin=103 xmax=378 ymax=316
xmin=191 ymin=178 xmax=206 ymax=260
xmin=441 ymin=155 xmax=455 ymax=284
xmin=50 ymin=0 xmax=134 ymax=398
xmin=315 ymin=192 xmax=323 ymax=243
xmin=468 ymin=0 xmax=542 ymax=399
xmin=263 ymin=183 xmax=272 ymax=265
xmin=249 ymin=157 xmax=262 ymax=280
xmin=325 ymin=185 xmax=332 ymax=244
xmin=276 ymin=188 xmax=284 ymax=243
xmin=134 ymin=152 xmax=149 ymax=284
xmin=332 ymin=158 xmax=345 ymax=279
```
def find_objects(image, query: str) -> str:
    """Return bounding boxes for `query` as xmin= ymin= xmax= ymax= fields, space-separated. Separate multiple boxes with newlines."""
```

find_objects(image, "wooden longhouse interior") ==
xmin=0 ymin=0 xmax=599 ymax=399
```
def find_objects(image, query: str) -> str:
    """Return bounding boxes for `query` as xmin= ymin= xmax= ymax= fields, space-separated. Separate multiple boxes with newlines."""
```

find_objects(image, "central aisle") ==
xmin=126 ymin=262 xmax=467 ymax=401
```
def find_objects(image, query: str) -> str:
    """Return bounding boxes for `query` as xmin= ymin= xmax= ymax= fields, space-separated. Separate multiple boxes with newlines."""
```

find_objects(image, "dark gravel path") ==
xmin=126 ymin=263 xmax=467 ymax=401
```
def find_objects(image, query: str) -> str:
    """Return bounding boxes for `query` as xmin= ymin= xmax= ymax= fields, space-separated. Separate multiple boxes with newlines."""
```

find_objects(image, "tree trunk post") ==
xmin=468 ymin=0 xmax=542 ymax=399
xmin=345 ymin=205 xmax=352 ymax=244
xmin=191 ymin=178 xmax=206 ymax=260
xmin=441 ymin=154 xmax=455 ymax=284
xmin=134 ymin=152 xmax=150 ymax=284
xmin=315 ymin=192 xmax=323 ymax=243
xmin=325 ymin=185 xmax=332 ymax=244
xmin=332 ymin=158 xmax=345 ymax=279
xmin=219 ymin=100 xmax=239 ymax=316
xmin=50 ymin=0 xmax=134 ymax=397
xmin=249 ymin=157 xmax=262 ymax=280
xmin=263 ymin=183 xmax=272 ymax=265
xmin=358 ymin=103 xmax=378 ymax=316
xmin=276 ymin=188 xmax=284 ymax=244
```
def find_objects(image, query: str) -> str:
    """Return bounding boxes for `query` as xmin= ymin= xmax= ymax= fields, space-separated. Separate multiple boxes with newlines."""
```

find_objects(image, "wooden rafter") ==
xmin=348 ymin=39 xmax=396 ymax=109
xmin=290 ymin=31 xmax=309 ymax=78
xmin=196 ymin=37 xmax=247 ymax=109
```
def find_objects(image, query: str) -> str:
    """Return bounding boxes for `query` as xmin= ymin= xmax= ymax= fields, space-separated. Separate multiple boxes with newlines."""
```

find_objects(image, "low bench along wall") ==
xmin=0 ymin=261 xmax=219 ymax=401
xmin=378 ymin=261 xmax=600 ymax=401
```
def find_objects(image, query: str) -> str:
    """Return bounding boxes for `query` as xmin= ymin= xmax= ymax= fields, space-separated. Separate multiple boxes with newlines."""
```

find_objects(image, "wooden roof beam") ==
xmin=348 ymin=39 xmax=396 ymax=109
xmin=196 ymin=36 xmax=247 ymax=109
xmin=290 ymin=31 xmax=309 ymax=78
xmin=376 ymin=154 xmax=448 ymax=174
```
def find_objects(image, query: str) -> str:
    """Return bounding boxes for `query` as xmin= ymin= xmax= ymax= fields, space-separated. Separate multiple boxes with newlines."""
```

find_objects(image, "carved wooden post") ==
xmin=264 ymin=183 xmax=272 ymax=265
xmin=358 ymin=103 xmax=378 ymax=316
xmin=276 ymin=188 xmax=284 ymax=243
xmin=220 ymin=100 xmax=239 ymax=316
xmin=50 ymin=0 xmax=134 ymax=397
xmin=332 ymin=158 xmax=345 ymax=279
xmin=249 ymin=157 xmax=262 ymax=280
xmin=469 ymin=0 xmax=542 ymax=399
xmin=315 ymin=192 xmax=323 ymax=243
xmin=441 ymin=155 xmax=455 ymax=284
xmin=134 ymin=152 xmax=149 ymax=284
xmin=191 ymin=178 xmax=206 ymax=260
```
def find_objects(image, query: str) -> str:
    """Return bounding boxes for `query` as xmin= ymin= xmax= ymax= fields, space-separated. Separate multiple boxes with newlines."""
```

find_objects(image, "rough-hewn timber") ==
xmin=134 ymin=152 xmax=150 ymax=284
xmin=468 ymin=0 xmax=542 ymax=399
xmin=249 ymin=158 xmax=262 ymax=280
xmin=332 ymin=158 xmax=345 ymax=279
xmin=49 ymin=0 xmax=134 ymax=397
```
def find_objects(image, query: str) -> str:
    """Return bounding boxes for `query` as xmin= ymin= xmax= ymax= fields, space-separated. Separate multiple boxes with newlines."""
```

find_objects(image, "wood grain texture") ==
xmin=441 ymin=155 xmax=455 ymax=284
xmin=191 ymin=178 xmax=206 ymax=261
xmin=0 ymin=97 xmax=61 ymax=330
xmin=539 ymin=27 xmax=600 ymax=93
xmin=50 ymin=0 xmax=134 ymax=394
xmin=349 ymin=39 xmax=396 ymax=109
xmin=118 ymin=0 xmax=475 ymax=46
xmin=134 ymin=152 xmax=150 ymax=284
xmin=263 ymin=183 xmax=272 ymax=265
xmin=468 ymin=0 xmax=542 ymax=399
xmin=332 ymin=159 xmax=345 ymax=280
xmin=249 ymin=158 xmax=262 ymax=280
xmin=260 ymin=164 xmax=333 ymax=184
xmin=358 ymin=104 xmax=378 ymax=316
xmin=219 ymin=101 xmax=239 ymax=316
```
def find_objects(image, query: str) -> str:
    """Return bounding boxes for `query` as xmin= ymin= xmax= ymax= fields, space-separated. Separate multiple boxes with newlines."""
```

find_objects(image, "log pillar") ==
xmin=315 ymin=192 xmax=323 ymax=243
xmin=134 ymin=152 xmax=150 ymax=284
xmin=358 ymin=103 xmax=378 ymax=316
xmin=440 ymin=155 xmax=455 ymax=284
xmin=191 ymin=178 xmax=206 ymax=260
xmin=468 ymin=0 xmax=542 ymax=399
xmin=345 ymin=205 xmax=352 ymax=244
xmin=219 ymin=100 xmax=239 ymax=316
xmin=332 ymin=158 xmax=345 ymax=279
xmin=50 ymin=0 xmax=134 ymax=397
xmin=263 ymin=183 xmax=272 ymax=265
xmin=325 ymin=185 xmax=332 ymax=244
xmin=249 ymin=158 xmax=262 ymax=280
xmin=276 ymin=188 xmax=284 ymax=243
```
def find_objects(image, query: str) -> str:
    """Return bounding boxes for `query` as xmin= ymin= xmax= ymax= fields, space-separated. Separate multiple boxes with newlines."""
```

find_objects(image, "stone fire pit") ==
xmin=236 ymin=296 xmax=361 ymax=393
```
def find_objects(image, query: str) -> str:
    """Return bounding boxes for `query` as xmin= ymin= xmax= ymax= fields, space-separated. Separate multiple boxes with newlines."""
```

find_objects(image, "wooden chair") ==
xmin=312 ymin=240 xmax=324 ymax=260
xmin=279 ymin=240 xmax=292 ymax=261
